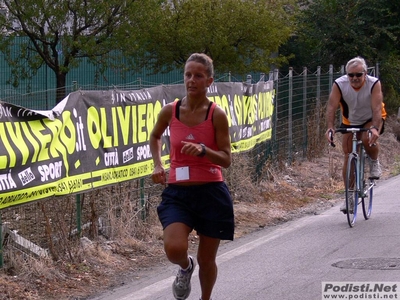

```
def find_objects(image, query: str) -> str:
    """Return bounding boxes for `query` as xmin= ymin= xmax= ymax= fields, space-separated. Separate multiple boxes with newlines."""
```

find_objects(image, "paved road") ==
xmin=89 ymin=175 xmax=400 ymax=300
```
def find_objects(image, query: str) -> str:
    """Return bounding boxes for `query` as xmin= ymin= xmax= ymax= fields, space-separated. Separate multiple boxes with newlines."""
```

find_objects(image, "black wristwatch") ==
xmin=197 ymin=143 xmax=206 ymax=157
xmin=370 ymin=125 xmax=378 ymax=131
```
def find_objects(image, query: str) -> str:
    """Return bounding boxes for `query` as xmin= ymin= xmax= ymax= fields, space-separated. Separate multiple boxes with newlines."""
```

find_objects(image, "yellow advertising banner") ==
xmin=0 ymin=81 xmax=274 ymax=209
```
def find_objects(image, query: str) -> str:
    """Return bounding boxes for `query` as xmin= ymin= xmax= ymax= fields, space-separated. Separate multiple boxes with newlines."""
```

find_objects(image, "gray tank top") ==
xmin=335 ymin=74 xmax=379 ymax=125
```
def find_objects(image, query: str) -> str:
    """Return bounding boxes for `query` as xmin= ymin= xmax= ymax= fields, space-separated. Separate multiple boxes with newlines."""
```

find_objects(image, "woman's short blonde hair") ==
xmin=186 ymin=53 xmax=214 ymax=78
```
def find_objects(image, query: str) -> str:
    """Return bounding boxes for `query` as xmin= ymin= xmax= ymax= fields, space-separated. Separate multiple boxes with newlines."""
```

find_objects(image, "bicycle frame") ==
xmin=352 ymin=131 xmax=366 ymax=197
xmin=358 ymin=143 xmax=374 ymax=199
xmin=331 ymin=128 xmax=375 ymax=227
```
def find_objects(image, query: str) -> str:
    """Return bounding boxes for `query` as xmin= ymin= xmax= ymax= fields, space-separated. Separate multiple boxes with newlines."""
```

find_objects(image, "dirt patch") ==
xmin=1 ymin=116 xmax=400 ymax=300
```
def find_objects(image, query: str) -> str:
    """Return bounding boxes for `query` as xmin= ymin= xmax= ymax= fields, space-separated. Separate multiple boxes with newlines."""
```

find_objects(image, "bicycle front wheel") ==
xmin=345 ymin=154 xmax=358 ymax=227
xmin=362 ymin=179 xmax=373 ymax=219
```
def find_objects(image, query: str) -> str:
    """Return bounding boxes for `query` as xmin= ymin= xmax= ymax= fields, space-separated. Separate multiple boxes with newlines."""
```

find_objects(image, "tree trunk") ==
xmin=55 ymin=72 xmax=67 ymax=104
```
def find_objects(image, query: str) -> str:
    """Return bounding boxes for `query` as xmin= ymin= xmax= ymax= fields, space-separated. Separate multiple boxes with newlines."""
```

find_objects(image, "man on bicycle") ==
xmin=325 ymin=56 xmax=386 ymax=213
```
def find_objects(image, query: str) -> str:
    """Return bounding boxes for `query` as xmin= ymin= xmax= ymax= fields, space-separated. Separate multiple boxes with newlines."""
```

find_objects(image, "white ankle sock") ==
xmin=181 ymin=257 xmax=192 ymax=272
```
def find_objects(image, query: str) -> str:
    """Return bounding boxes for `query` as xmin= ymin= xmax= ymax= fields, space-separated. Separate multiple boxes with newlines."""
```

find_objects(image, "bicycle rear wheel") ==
xmin=345 ymin=154 xmax=358 ymax=227
xmin=362 ymin=179 xmax=373 ymax=219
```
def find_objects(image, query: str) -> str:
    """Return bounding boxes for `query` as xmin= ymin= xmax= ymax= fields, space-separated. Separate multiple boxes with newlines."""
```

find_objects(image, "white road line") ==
xmin=120 ymin=276 xmax=173 ymax=300
xmin=218 ymin=213 xmax=321 ymax=264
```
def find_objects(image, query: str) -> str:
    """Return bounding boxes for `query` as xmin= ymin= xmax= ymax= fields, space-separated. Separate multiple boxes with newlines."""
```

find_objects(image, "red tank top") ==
xmin=168 ymin=100 xmax=223 ymax=183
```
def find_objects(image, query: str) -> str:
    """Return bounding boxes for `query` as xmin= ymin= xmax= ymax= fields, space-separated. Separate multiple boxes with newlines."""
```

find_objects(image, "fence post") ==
xmin=288 ymin=67 xmax=293 ymax=164
xmin=76 ymin=194 xmax=82 ymax=235
xmin=328 ymin=64 xmax=335 ymax=128
xmin=376 ymin=62 xmax=380 ymax=78
xmin=140 ymin=178 xmax=146 ymax=220
xmin=246 ymin=74 xmax=252 ymax=84
xmin=303 ymin=67 xmax=307 ymax=158
xmin=0 ymin=212 xmax=3 ymax=268
xmin=273 ymin=69 xmax=279 ymax=159
xmin=72 ymin=81 xmax=82 ymax=236
xmin=339 ymin=65 xmax=345 ymax=124
xmin=316 ymin=66 xmax=321 ymax=139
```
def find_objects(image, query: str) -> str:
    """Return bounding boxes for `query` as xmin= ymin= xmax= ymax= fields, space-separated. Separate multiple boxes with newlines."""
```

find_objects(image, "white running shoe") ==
xmin=369 ymin=159 xmax=382 ymax=179
xmin=172 ymin=256 xmax=195 ymax=300
xmin=340 ymin=194 xmax=354 ymax=214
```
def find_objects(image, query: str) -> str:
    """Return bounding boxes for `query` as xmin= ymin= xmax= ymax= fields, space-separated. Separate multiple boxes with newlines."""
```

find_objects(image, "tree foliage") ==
xmin=0 ymin=0 xmax=160 ymax=103
xmin=0 ymin=0 xmax=297 ymax=103
xmin=127 ymin=0 xmax=297 ymax=76
xmin=294 ymin=0 xmax=399 ymax=66
xmin=282 ymin=0 xmax=400 ymax=111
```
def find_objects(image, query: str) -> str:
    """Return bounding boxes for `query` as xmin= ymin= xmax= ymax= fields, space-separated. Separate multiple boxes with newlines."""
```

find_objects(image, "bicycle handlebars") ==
xmin=328 ymin=128 xmax=372 ymax=148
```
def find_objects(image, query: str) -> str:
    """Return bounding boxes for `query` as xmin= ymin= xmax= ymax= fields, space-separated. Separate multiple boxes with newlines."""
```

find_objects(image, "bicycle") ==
xmin=329 ymin=128 xmax=376 ymax=227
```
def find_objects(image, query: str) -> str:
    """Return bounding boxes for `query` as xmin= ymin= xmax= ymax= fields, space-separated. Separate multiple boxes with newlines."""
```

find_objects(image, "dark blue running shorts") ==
xmin=157 ymin=182 xmax=235 ymax=240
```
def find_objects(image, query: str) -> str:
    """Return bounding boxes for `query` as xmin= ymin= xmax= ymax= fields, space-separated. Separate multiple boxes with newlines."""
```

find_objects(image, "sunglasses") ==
xmin=347 ymin=72 xmax=364 ymax=78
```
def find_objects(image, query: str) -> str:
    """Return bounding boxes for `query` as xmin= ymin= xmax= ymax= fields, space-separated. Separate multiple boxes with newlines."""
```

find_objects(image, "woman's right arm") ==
xmin=149 ymin=104 xmax=173 ymax=185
